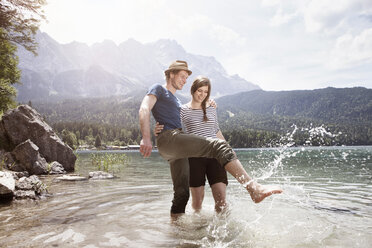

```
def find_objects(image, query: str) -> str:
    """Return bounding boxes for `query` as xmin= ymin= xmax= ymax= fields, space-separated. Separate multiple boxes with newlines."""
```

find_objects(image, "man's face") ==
xmin=170 ymin=70 xmax=189 ymax=90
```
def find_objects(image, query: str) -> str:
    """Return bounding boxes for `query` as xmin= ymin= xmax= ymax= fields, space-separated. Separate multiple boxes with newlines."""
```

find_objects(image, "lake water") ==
xmin=0 ymin=146 xmax=371 ymax=247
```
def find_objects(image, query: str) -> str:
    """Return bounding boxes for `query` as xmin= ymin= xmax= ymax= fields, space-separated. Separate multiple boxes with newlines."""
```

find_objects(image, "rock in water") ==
xmin=89 ymin=171 xmax=115 ymax=179
xmin=1 ymin=105 xmax=76 ymax=171
xmin=14 ymin=190 xmax=36 ymax=200
xmin=15 ymin=175 xmax=46 ymax=196
xmin=49 ymin=161 xmax=66 ymax=174
xmin=55 ymin=175 xmax=87 ymax=181
xmin=0 ymin=171 xmax=15 ymax=195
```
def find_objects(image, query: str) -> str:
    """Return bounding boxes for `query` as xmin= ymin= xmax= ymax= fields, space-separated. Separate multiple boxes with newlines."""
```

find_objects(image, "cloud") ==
xmin=302 ymin=0 xmax=372 ymax=34
xmin=328 ymin=28 xmax=372 ymax=69
xmin=270 ymin=7 xmax=299 ymax=26
xmin=261 ymin=0 xmax=372 ymax=72
xmin=303 ymin=0 xmax=353 ymax=33
xmin=209 ymin=23 xmax=247 ymax=47
xmin=178 ymin=14 xmax=246 ymax=50
xmin=261 ymin=0 xmax=283 ymax=7
xmin=263 ymin=0 xmax=372 ymax=34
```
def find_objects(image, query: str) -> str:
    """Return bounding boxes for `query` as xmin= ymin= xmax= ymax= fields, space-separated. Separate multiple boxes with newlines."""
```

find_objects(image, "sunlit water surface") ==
xmin=0 ymin=146 xmax=371 ymax=247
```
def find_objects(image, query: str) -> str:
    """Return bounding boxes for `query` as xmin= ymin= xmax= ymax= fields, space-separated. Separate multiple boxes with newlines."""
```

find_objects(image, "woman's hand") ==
xmin=153 ymin=122 xmax=164 ymax=136
xmin=209 ymin=99 xmax=217 ymax=108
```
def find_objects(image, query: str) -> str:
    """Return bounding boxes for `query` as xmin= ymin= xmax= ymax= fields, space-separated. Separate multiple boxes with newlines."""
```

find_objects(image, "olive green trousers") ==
xmin=156 ymin=129 xmax=237 ymax=214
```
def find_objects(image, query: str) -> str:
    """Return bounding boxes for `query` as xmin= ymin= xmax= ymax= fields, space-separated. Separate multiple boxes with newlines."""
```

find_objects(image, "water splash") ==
xmin=256 ymin=124 xmax=300 ymax=181
xmin=256 ymin=124 xmax=342 ymax=181
xmin=302 ymin=124 xmax=341 ymax=146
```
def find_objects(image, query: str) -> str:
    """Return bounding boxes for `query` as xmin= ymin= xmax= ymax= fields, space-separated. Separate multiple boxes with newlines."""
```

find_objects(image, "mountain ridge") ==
xmin=216 ymin=86 xmax=372 ymax=124
xmin=15 ymin=32 xmax=260 ymax=101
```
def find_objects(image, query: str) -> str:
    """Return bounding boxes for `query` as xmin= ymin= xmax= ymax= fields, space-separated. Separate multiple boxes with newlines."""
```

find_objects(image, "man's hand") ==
xmin=140 ymin=138 xmax=153 ymax=157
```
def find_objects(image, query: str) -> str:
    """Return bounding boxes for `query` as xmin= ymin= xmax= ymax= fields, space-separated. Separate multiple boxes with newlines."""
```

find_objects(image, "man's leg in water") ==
xmin=157 ymin=129 xmax=282 ymax=203
xmin=169 ymin=158 xmax=190 ymax=218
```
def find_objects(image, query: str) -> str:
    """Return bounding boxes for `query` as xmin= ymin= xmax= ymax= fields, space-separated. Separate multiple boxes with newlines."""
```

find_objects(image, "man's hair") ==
xmin=165 ymin=69 xmax=182 ymax=81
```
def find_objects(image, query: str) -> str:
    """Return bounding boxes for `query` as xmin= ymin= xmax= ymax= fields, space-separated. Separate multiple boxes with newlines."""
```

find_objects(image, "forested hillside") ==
xmin=217 ymin=87 xmax=371 ymax=124
xmin=216 ymin=87 xmax=372 ymax=147
xmin=29 ymin=87 xmax=372 ymax=149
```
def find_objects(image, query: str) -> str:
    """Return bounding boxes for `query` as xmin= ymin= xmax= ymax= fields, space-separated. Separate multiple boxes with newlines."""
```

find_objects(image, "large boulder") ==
xmin=0 ymin=122 xmax=13 ymax=151
xmin=1 ymin=105 xmax=76 ymax=171
xmin=2 ymin=151 xmax=26 ymax=172
xmin=0 ymin=171 xmax=15 ymax=200
xmin=12 ymin=139 xmax=48 ymax=175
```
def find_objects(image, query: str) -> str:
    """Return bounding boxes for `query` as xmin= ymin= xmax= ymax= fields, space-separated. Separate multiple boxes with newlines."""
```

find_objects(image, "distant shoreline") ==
xmin=75 ymin=145 xmax=371 ymax=153
xmin=76 ymin=145 xmax=141 ymax=151
xmin=75 ymin=145 xmax=159 ymax=152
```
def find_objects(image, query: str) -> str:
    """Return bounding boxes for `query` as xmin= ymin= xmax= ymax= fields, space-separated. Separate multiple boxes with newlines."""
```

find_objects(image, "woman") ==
xmin=156 ymin=76 xmax=228 ymax=212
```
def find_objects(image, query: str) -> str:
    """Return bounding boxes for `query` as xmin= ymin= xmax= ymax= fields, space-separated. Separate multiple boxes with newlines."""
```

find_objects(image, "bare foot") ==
xmin=247 ymin=182 xmax=283 ymax=203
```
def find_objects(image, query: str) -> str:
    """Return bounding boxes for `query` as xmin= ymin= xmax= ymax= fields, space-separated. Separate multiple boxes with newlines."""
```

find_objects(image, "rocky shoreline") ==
xmin=0 ymin=105 xmax=115 ymax=202
xmin=0 ymin=170 xmax=48 ymax=201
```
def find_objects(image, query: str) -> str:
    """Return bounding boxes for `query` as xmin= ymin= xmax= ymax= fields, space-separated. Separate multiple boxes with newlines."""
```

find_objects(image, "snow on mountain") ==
xmin=16 ymin=32 xmax=260 ymax=101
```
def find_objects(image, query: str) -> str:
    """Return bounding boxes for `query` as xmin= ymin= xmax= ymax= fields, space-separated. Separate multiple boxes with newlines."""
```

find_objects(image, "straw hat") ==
xmin=164 ymin=60 xmax=192 ymax=75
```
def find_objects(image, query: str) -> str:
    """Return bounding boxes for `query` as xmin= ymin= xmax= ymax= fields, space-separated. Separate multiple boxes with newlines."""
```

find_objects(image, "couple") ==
xmin=139 ymin=60 xmax=282 ymax=218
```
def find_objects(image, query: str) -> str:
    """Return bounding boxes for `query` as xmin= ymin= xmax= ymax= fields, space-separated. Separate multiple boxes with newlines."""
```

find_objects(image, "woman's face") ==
xmin=192 ymin=85 xmax=209 ymax=104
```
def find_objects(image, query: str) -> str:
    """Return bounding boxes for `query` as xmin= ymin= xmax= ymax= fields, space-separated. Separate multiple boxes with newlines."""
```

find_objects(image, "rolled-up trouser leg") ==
xmin=169 ymin=158 xmax=190 ymax=214
xmin=157 ymin=129 xmax=237 ymax=168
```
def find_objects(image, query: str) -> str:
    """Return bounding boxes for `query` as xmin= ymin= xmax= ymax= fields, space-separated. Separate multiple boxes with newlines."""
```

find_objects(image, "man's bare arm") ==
xmin=216 ymin=130 xmax=226 ymax=141
xmin=139 ymin=94 xmax=157 ymax=157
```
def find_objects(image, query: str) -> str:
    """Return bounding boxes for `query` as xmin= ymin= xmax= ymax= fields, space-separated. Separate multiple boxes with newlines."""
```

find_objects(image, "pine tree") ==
xmin=0 ymin=0 xmax=46 ymax=113
xmin=0 ymin=0 xmax=46 ymax=54
xmin=95 ymin=135 xmax=102 ymax=148
xmin=0 ymin=29 xmax=19 ymax=113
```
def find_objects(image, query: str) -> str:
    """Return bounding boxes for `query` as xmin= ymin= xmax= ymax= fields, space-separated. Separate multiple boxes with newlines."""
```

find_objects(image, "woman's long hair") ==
xmin=190 ymin=76 xmax=211 ymax=122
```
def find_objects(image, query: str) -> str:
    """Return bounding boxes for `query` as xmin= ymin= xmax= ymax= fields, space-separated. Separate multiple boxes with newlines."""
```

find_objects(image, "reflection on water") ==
xmin=0 ymin=147 xmax=371 ymax=247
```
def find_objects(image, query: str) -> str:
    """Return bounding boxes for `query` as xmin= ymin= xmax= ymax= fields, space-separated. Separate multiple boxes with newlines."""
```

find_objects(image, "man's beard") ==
xmin=172 ymin=81 xmax=182 ymax=90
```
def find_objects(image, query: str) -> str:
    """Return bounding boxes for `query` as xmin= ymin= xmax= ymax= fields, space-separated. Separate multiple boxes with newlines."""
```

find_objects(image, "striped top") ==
xmin=180 ymin=105 xmax=220 ymax=138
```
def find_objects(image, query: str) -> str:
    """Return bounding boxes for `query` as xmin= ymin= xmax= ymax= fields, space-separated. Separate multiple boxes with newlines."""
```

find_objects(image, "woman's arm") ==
xmin=153 ymin=122 xmax=164 ymax=136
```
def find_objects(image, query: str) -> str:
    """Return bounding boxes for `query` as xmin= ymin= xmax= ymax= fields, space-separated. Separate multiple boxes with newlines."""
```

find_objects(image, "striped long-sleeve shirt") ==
xmin=180 ymin=105 xmax=220 ymax=138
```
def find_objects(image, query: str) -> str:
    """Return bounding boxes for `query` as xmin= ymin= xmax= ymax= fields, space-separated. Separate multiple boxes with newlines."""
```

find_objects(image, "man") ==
xmin=139 ymin=60 xmax=282 ymax=217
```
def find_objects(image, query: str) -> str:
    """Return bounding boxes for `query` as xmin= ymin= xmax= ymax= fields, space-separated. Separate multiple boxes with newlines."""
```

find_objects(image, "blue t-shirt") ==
xmin=148 ymin=84 xmax=182 ymax=131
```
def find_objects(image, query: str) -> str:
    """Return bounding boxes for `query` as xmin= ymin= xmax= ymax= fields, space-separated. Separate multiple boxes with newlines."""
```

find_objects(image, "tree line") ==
xmin=0 ymin=0 xmax=46 ymax=115
xmin=50 ymin=115 xmax=372 ymax=150
xmin=53 ymin=121 xmax=142 ymax=150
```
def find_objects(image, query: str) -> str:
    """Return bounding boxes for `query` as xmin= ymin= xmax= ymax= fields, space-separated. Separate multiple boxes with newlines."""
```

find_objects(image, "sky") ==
xmin=39 ymin=0 xmax=372 ymax=91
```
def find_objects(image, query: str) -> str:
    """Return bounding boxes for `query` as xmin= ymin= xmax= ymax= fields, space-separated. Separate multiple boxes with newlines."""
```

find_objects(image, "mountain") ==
xmin=16 ymin=32 xmax=260 ymax=101
xmin=216 ymin=87 xmax=372 ymax=125
xmin=147 ymin=39 xmax=259 ymax=97
xmin=213 ymin=87 xmax=372 ymax=146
